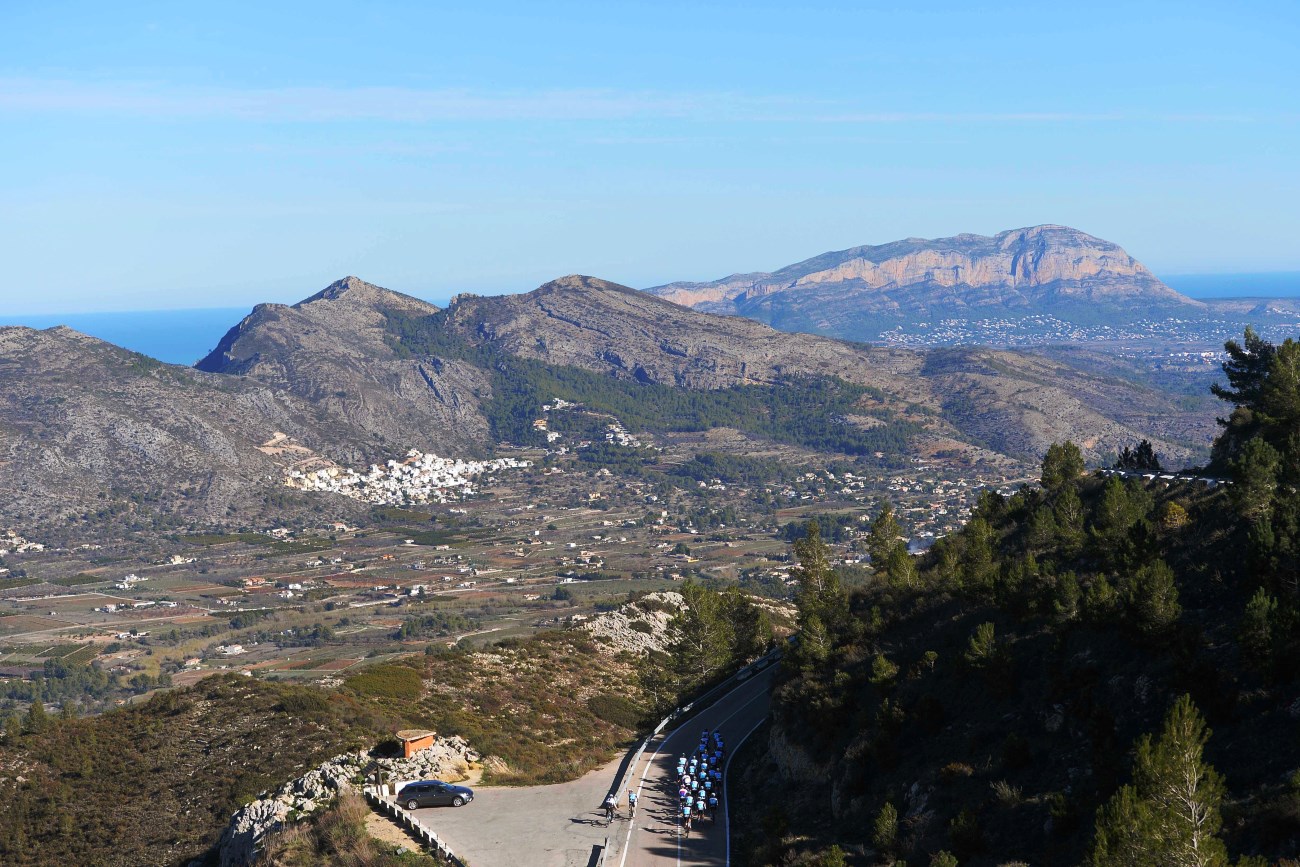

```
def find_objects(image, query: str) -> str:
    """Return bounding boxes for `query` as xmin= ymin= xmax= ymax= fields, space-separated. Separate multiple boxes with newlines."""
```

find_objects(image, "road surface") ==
xmin=402 ymin=667 xmax=774 ymax=867
xmin=411 ymin=754 xmax=623 ymax=867
xmin=618 ymin=668 xmax=775 ymax=867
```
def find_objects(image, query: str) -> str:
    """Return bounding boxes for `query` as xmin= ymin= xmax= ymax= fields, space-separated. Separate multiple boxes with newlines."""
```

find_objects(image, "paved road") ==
xmin=402 ymin=667 xmax=774 ymax=867
xmin=411 ymin=755 xmax=622 ymax=867
xmin=618 ymin=668 xmax=775 ymax=867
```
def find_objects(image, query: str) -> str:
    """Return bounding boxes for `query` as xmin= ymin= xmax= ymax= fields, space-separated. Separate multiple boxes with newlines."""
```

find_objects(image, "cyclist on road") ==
xmin=603 ymin=793 xmax=618 ymax=824
xmin=708 ymin=794 xmax=719 ymax=820
xmin=627 ymin=789 xmax=638 ymax=817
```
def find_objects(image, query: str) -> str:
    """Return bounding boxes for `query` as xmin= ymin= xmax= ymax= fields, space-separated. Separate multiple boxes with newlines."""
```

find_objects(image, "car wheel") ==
xmin=406 ymin=799 xmax=419 ymax=810
xmin=453 ymin=796 xmax=465 ymax=807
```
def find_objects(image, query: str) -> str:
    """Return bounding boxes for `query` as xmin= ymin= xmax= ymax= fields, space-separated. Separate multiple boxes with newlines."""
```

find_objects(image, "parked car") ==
xmin=398 ymin=780 xmax=474 ymax=810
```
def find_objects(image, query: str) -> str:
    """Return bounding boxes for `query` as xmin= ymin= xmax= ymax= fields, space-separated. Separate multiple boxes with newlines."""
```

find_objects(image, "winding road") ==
xmin=617 ymin=667 xmax=775 ymax=867
xmin=404 ymin=668 xmax=774 ymax=866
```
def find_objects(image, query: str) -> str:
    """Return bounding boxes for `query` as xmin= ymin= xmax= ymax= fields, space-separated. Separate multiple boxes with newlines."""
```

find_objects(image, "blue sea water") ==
xmin=1162 ymin=271 xmax=1300 ymax=299
xmin=0 ymin=308 xmax=248 ymax=366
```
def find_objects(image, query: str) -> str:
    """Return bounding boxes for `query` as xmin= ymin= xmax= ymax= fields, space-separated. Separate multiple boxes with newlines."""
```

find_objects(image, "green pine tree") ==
xmin=791 ymin=521 xmax=848 ymax=633
xmin=872 ymin=800 xmax=899 ymax=851
xmin=1091 ymin=695 xmax=1228 ymax=867
xmin=1042 ymin=441 xmax=1085 ymax=492
xmin=1120 ymin=560 xmax=1182 ymax=635
xmin=666 ymin=581 xmax=733 ymax=688
xmin=1239 ymin=587 xmax=1278 ymax=667
xmin=25 ymin=699 xmax=48 ymax=734
xmin=868 ymin=501 xmax=904 ymax=574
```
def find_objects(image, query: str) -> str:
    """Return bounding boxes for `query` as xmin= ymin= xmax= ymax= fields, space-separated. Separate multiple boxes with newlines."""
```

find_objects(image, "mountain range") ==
xmin=0 ymin=272 xmax=1217 ymax=535
xmin=646 ymin=224 xmax=1203 ymax=341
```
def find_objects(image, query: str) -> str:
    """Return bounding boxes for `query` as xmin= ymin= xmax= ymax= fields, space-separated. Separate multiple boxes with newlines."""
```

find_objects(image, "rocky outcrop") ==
xmin=581 ymin=591 xmax=685 ymax=654
xmin=216 ymin=736 xmax=479 ymax=866
xmin=647 ymin=225 xmax=1201 ymax=336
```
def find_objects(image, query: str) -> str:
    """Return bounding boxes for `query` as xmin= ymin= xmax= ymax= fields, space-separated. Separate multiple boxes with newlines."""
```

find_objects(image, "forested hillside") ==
xmin=737 ymin=328 xmax=1300 ymax=866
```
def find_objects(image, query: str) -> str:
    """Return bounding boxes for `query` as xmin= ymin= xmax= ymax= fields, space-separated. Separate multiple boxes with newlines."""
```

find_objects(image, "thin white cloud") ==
xmin=0 ymin=78 xmax=733 ymax=121
xmin=0 ymin=78 xmax=1273 ymax=125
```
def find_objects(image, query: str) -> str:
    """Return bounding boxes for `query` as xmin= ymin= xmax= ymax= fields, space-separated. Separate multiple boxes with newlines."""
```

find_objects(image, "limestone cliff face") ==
xmin=647 ymin=225 xmax=1200 ymax=327
xmin=197 ymin=276 xmax=493 ymax=462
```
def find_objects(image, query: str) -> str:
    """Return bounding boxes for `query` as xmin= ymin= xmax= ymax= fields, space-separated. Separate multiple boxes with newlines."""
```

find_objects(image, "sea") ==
xmin=2 ymin=272 xmax=1298 ymax=365
xmin=0 ymin=307 xmax=248 ymax=365
xmin=1163 ymin=271 xmax=1300 ymax=299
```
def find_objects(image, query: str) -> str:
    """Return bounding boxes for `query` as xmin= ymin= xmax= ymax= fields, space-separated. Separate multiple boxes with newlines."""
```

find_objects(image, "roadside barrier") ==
xmin=363 ymin=786 xmax=467 ymax=866
xmin=1098 ymin=468 xmax=1231 ymax=486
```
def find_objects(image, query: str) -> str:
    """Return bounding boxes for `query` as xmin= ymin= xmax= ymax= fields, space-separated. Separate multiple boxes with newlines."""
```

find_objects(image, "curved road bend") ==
xmin=405 ymin=667 xmax=774 ymax=867
xmin=619 ymin=667 xmax=775 ymax=867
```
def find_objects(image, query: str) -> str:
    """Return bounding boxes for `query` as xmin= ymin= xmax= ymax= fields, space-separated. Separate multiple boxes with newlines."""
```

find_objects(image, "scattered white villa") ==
xmin=286 ymin=449 xmax=530 ymax=505
xmin=0 ymin=530 xmax=45 ymax=556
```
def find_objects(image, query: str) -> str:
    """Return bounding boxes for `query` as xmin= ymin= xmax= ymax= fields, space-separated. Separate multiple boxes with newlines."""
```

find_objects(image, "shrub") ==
xmin=950 ymin=807 xmax=985 ymax=856
xmin=940 ymin=762 xmax=974 ymax=782
xmin=964 ymin=622 xmax=998 ymax=667
xmin=872 ymin=800 xmax=898 ymax=850
xmin=990 ymin=779 xmax=1022 ymax=805
xmin=344 ymin=665 xmax=423 ymax=700
xmin=870 ymin=653 xmax=900 ymax=687
xmin=276 ymin=690 xmax=331 ymax=717
xmin=586 ymin=693 xmax=643 ymax=730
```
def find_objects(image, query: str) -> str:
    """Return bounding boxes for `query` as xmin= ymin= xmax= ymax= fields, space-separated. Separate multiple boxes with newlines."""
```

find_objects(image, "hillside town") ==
xmin=286 ymin=450 xmax=532 ymax=505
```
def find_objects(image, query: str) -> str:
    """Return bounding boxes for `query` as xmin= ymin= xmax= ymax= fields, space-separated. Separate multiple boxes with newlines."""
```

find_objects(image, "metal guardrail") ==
xmin=363 ymin=786 xmax=467 ymax=866
xmin=594 ymin=648 xmax=781 ymax=866
xmin=1097 ymin=468 xmax=1232 ymax=486
xmin=604 ymin=646 xmax=781 ymax=807
xmin=362 ymin=650 xmax=784 ymax=867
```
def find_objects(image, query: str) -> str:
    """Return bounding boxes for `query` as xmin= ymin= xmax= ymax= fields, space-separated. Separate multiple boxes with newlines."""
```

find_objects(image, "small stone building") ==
xmin=396 ymin=728 xmax=436 ymax=758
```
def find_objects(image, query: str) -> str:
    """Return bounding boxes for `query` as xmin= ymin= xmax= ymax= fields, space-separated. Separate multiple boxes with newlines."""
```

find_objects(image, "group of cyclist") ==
xmin=598 ymin=727 xmax=727 ymax=838
xmin=675 ymin=728 xmax=725 ymax=836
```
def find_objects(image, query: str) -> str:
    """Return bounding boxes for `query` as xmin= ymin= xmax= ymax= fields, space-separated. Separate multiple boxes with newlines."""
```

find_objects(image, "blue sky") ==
xmin=2 ymin=0 xmax=1298 ymax=314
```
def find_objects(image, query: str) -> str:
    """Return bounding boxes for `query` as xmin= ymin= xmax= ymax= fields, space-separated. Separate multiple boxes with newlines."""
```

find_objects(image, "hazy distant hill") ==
xmin=1 ymin=274 xmax=1218 ymax=533
xmin=647 ymin=225 xmax=1204 ymax=341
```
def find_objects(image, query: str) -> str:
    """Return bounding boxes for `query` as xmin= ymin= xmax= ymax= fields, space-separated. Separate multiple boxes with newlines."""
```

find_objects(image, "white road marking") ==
xmin=723 ymin=713 xmax=767 ymax=866
xmin=617 ymin=672 xmax=772 ymax=867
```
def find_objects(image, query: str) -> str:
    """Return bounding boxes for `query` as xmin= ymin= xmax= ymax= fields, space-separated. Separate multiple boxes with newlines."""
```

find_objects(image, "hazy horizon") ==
xmin=4 ymin=269 xmax=1297 ymax=365
xmin=0 ymin=268 xmax=1297 ymax=319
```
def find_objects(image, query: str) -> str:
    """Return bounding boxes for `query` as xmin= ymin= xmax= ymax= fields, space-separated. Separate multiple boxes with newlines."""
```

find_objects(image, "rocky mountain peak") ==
xmin=295 ymin=276 xmax=439 ymax=316
xmin=534 ymin=274 xmax=641 ymax=298
xmin=644 ymin=225 xmax=1201 ymax=340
